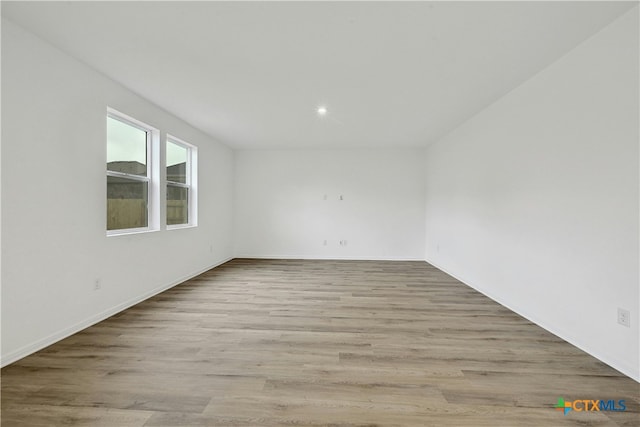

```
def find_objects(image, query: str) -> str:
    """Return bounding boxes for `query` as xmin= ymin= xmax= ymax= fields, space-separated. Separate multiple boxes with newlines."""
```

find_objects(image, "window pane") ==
xmin=107 ymin=176 xmax=148 ymax=230
xmin=107 ymin=116 xmax=147 ymax=176
xmin=167 ymin=185 xmax=188 ymax=225
xmin=167 ymin=141 xmax=187 ymax=184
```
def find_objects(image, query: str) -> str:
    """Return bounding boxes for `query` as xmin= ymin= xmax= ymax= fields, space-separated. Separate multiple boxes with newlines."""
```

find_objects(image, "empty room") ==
xmin=1 ymin=1 xmax=638 ymax=426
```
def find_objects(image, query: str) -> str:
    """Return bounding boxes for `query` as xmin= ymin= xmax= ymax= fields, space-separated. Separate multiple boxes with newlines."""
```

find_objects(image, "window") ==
xmin=166 ymin=136 xmax=197 ymax=228
xmin=106 ymin=110 xmax=159 ymax=234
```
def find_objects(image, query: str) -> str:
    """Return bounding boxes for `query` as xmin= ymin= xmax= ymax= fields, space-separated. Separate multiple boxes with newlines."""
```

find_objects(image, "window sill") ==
xmin=167 ymin=223 xmax=197 ymax=231
xmin=107 ymin=227 xmax=159 ymax=237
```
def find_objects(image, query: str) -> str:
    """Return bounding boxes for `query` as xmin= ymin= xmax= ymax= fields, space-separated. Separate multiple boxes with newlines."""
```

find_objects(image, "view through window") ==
xmin=166 ymin=137 xmax=196 ymax=227
xmin=106 ymin=113 xmax=151 ymax=232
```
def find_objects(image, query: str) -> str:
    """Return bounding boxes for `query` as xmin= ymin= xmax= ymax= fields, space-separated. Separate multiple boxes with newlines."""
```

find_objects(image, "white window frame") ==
xmin=106 ymin=108 xmax=160 ymax=236
xmin=166 ymin=135 xmax=198 ymax=229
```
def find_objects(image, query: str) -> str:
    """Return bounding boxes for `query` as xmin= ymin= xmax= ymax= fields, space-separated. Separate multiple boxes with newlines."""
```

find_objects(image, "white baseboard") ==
xmin=1 ymin=256 xmax=233 ymax=368
xmin=8 ymin=255 xmax=635 ymax=382
xmin=234 ymin=254 xmax=425 ymax=261
xmin=424 ymin=257 xmax=640 ymax=383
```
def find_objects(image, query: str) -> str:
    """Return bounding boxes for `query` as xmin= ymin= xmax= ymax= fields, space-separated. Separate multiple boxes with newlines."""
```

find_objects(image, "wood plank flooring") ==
xmin=2 ymin=259 xmax=638 ymax=426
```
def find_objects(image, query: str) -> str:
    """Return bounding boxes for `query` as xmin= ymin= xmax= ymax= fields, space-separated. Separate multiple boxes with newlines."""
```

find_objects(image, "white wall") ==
xmin=234 ymin=149 xmax=425 ymax=260
xmin=1 ymin=19 xmax=235 ymax=365
xmin=424 ymin=8 xmax=639 ymax=381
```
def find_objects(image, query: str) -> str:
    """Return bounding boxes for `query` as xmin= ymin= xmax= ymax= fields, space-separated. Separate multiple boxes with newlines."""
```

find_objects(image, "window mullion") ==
xmin=167 ymin=181 xmax=189 ymax=188
xmin=107 ymin=170 xmax=150 ymax=182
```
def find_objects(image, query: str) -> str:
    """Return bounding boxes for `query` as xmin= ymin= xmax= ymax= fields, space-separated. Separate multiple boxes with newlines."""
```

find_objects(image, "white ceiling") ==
xmin=2 ymin=1 xmax=635 ymax=149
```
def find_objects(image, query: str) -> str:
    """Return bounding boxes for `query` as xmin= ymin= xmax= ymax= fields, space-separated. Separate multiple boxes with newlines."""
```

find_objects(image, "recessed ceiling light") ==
xmin=317 ymin=106 xmax=328 ymax=116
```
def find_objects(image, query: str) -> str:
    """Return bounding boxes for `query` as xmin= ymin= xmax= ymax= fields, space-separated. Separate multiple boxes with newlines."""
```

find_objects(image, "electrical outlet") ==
xmin=94 ymin=279 xmax=102 ymax=291
xmin=618 ymin=308 xmax=630 ymax=327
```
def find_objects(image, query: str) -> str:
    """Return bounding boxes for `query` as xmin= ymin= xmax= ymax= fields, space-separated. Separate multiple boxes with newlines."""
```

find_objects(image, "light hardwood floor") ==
xmin=1 ymin=259 xmax=638 ymax=426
